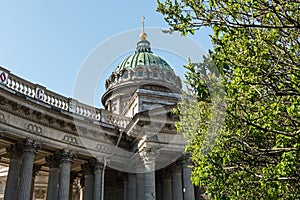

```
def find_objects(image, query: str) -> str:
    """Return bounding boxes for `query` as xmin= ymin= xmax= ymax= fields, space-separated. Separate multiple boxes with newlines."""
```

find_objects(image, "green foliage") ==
xmin=158 ymin=0 xmax=300 ymax=199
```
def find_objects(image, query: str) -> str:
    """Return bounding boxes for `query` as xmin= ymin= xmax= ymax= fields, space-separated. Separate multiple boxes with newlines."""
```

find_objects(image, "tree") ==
xmin=157 ymin=0 xmax=300 ymax=199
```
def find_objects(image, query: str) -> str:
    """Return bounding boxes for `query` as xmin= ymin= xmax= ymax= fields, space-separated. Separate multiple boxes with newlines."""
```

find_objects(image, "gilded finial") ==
xmin=140 ymin=16 xmax=147 ymax=41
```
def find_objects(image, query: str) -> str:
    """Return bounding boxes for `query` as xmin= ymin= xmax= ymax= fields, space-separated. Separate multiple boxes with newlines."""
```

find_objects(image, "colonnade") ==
xmin=2 ymin=138 xmax=198 ymax=200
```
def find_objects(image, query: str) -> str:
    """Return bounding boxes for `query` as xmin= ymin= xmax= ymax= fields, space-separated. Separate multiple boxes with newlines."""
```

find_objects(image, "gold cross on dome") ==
xmin=142 ymin=16 xmax=145 ymax=34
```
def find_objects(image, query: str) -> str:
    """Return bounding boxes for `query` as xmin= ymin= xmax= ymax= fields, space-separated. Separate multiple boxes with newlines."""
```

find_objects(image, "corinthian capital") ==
xmin=17 ymin=138 xmax=41 ymax=154
xmin=139 ymin=147 xmax=159 ymax=164
xmin=55 ymin=149 xmax=76 ymax=164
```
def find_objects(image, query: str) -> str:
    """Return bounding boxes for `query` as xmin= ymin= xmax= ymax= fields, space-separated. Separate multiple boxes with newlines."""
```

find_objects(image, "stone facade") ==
xmin=0 ymin=30 xmax=206 ymax=199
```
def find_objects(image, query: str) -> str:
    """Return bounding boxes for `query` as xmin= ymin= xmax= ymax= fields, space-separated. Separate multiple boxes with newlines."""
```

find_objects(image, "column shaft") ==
xmin=128 ymin=173 xmax=136 ymax=200
xmin=173 ymin=171 xmax=183 ymax=200
xmin=123 ymin=176 xmax=128 ymax=200
xmin=46 ymin=168 xmax=59 ymax=200
xmin=136 ymin=173 xmax=144 ymax=200
xmin=156 ymin=176 xmax=162 ymax=200
xmin=162 ymin=176 xmax=172 ymax=200
xmin=144 ymin=162 xmax=156 ymax=200
xmin=94 ymin=166 xmax=103 ymax=200
xmin=4 ymin=158 xmax=21 ymax=200
xmin=16 ymin=151 xmax=35 ymax=200
xmin=182 ymin=164 xmax=195 ymax=200
xmin=58 ymin=162 xmax=71 ymax=200
xmin=84 ymin=174 xmax=94 ymax=200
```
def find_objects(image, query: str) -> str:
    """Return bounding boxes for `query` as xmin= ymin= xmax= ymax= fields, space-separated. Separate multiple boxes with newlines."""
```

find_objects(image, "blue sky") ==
xmin=0 ymin=1 xmax=212 ymax=107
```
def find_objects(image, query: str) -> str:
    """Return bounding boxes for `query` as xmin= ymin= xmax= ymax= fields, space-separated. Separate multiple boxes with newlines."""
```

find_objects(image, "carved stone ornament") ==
xmin=34 ymin=188 xmax=46 ymax=199
xmin=95 ymin=143 xmax=111 ymax=153
xmin=6 ymin=144 xmax=22 ymax=159
xmin=27 ymin=123 xmax=43 ymax=135
xmin=46 ymin=154 xmax=60 ymax=168
xmin=139 ymin=147 xmax=159 ymax=164
xmin=62 ymin=134 xmax=78 ymax=145
xmin=55 ymin=149 xmax=76 ymax=163
xmin=0 ymin=112 xmax=5 ymax=123
xmin=17 ymin=138 xmax=41 ymax=153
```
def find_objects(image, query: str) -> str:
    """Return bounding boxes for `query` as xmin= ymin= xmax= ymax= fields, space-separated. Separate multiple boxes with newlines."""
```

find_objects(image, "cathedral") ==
xmin=0 ymin=25 xmax=204 ymax=200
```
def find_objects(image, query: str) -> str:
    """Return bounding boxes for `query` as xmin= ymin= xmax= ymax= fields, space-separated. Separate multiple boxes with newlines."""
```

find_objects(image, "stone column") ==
xmin=122 ymin=174 xmax=128 ymax=200
xmin=81 ymin=162 xmax=94 ymax=200
xmin=182 ymin=155 xmax=195 ymax=200
xmin=139 ymin=147 xmax=159 ymax=200
xmin=90 ymin=158 xmax=104 ymax=200
xmin=172 ymin=162 xmax=183 ymax=200
xmin=16 ymin=139 xmax=40 ymax=200
xmin=162 ymin=168 xmax=172 ymax=200
xmin=127 ymin=173 xmax=136 ymax=200
xmin=46 ymin=154 xmax=60 ymax=200
xmin=4 ymin=144 xmax=22 ymax=200
xmin=57 ymin=149 xmax=76 ymax=200
xmin=155 ymin=174 xmax=162 ymax=200
xmin=136 ymin=173 xmax=144 ymax=200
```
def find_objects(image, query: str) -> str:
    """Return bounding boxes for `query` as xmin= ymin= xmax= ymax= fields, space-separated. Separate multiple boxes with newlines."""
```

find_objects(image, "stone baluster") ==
xmin=4 ymin=144 xmax=22 ymax=200
xmin=16 ymin=138 xmax=41 ymax=200
xmin=81 ymin=162 xmax=94 ymax=200
xmin=139 ymin=147 xmax=159 ymax=200
xmin=172 ymin=161 xmax=183 ymax=200
xmin=57 ymin=149 xmax=76 ymax=200
xmin=162 ymin=168 xmax=172 ymax=200
xmin=182 ymin=155 xmax=195 ymax=200
xmin=46 ymin=154 xmax=60 ymax=200
xmin=127 ymin=173 xmax=136 ymax=200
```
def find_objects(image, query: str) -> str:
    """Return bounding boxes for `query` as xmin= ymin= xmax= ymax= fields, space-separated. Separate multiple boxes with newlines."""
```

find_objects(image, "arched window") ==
xmin=123 ymin=71 xmax=128 ymax=79
xmin=152 ymin=71 xmax=159 ymax=78
xmin=137 ymin=70 xmax=143 ymax=77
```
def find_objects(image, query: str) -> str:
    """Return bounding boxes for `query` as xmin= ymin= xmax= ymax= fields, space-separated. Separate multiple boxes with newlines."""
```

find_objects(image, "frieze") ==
xmin=62 ymin=135 xmax=79 ymax=145
xmin=27 ymin=123 xmax=43 ymax=135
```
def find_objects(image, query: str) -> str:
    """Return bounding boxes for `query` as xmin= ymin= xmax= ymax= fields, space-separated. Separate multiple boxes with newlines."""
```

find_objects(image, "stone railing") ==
xmin=0 ymin=66 xmax=131 ymax=128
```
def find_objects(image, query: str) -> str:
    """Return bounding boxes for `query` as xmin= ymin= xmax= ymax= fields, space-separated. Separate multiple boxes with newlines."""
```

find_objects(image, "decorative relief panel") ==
xmin=26 ymin=123 xmax=43 ymax=135
xmin=62 ymin=135 xmax=78 ymax=145
xmin=95 ymin=143 xmax=111 ymax=153
xmin=34 ymin=189 xmax=46 ymax=199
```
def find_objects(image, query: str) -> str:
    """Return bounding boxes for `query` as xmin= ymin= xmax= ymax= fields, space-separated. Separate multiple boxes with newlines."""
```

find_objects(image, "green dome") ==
xmin=114 ymin=40 xmax=173 ymax=74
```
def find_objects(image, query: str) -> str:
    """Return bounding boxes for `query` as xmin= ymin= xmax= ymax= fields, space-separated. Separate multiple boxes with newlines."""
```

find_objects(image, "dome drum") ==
xmin=102 ymin=35 xmax=182 ymax=115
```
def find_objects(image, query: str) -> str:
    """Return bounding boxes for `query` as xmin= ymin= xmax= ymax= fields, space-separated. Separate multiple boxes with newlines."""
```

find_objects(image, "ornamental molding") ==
xmin=0 ymin=112 xmax=5 ymax=123
xmin=26 ymin=123 xmax=43 ymax=135
xmin=95 ymin=143 xmax=111 ymax=153
xmin=62 ymin=135 xmax=79 ymax=145
xmin=139 ymin=146 xmax=159 ymax=164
